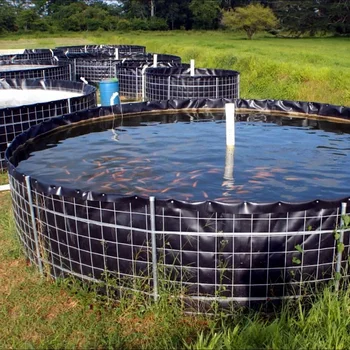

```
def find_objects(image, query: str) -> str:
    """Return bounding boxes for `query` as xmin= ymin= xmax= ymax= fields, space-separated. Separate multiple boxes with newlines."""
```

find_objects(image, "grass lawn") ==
xmin=1 ymin=31 xmax=350 ymax=348
xmin=0 ymin=31 xmax=349 ymax=106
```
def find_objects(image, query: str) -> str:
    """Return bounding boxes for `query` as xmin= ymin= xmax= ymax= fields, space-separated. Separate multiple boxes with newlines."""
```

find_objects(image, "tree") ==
xmin=189 ymin=0 xmax=221 ymax=29
xmin=222 ymin=3 xmax=278 ymax=39
xmin=0 ymin=0 xmax=17 ymax=33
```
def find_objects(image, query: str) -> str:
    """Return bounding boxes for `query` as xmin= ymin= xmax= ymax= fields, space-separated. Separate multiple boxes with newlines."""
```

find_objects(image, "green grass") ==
xmin=0 ymin=31 xmax=349 ymax=106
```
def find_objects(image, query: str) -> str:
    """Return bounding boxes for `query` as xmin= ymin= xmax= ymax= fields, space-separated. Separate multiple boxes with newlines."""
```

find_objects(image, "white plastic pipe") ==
xmin=224 ymin=145 xmax=235 ymax=181
xmin=80 ymin=77 xmax=88 ymax=85
xmin=225 ymin=103 xmax=235 ymax=146
xmin=110 ymin=91 xmax=119 ymax=106
xmin=190 ymin=59 xmax=195 ymax=76
xmin=153 ymin=54 xmax=158 ymax=67
xmin=114 ymin=48 xmax=119 ymax=60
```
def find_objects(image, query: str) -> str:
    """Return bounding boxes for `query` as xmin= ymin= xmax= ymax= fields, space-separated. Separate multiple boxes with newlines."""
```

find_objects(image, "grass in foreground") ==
xmin=1 ymin=190 xmax=350 ymax=349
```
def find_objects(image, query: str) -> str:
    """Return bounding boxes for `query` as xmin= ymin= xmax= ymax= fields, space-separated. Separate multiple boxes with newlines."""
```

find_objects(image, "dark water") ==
xmin=12 ymin=112 xmax=350 ymax=203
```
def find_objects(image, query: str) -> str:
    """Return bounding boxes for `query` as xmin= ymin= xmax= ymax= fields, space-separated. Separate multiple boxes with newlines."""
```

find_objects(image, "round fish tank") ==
xmin=0 ymin=60 xmax=72 ymax=80
xmin=56 ymin=45 xmax=146 ymax=56
xmin=116 ymin=56 xmax=183 ymax=100
xmin=0 ymin=79 xmax=97 ymax=172
xmin=67 ymin=53 xmax=181 ymax=87
xmin=145 ymin=67 xmax=240 ymax=100
xmin=0 ymin=49 xmax=63 ymax=61
xmin=6 ymin=98 xmax=350 ymax=311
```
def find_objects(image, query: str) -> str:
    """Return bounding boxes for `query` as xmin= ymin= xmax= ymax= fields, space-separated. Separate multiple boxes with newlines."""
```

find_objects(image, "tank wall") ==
xmin=9 ymin=174 xmax=350 ymax=311
xmin=145 ymin=70 xmax=240 ymax=100
xmin=0 ymin=81 xmax=97 ymax=171
xmin=0 ymin=63 xmax=71 ymax=81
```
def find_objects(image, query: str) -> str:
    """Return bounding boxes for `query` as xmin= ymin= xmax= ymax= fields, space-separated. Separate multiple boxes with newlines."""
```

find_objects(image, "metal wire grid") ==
xmin=117 ymin=66 xmax=143 ymax=100
xmin=0 ymin=52 xmax=54 ymax=61
xmin=0 ymin=91 xmax=97 ymax=172
xmin=56 ymin=45 xmax=146 ymax=56
xmin=73 ymin=59 xmax=118 ymax=83
xmin=145 ymin=74 xmax=240 ymax=101
xmin=9 ymin=174 xmax=350 ymax=312
xmin=0 ymin=64 xmax=71 ymax=81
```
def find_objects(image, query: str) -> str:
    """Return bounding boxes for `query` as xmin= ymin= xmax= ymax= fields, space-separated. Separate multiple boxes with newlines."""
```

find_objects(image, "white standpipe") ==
xmin=114 ymin=48 xmax=119 ymax=60
xmin=225 ymin=103 xmax=235 ymax=146
xmin=153 ymin=54 xmax=158 ymax=67
xmin=224 ymin=146 xmax=235 ymax=181
xmin=190 ymin=59 xmax=195 ymax=76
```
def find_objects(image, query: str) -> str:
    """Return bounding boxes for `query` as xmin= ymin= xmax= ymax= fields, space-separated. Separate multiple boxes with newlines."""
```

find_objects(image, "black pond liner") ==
xmin=0 ymin=59 xmax=72 ymax=81
xmin=115 ymin=55 xmax=183 ymax=100
xmin=55 ymin=45 xmax=146 ymax=56
xmin=0 ymin=79 xmax=97 ymax=172
xmin=67 ymin=53 xmax=182 ymax=85
xmin=145 ymin=67 xmax=240 ymax=101
xmin=5 ymin=98 xmax=350 ymax=312
xmin=0 ymin=48 xmax=64 ymax=61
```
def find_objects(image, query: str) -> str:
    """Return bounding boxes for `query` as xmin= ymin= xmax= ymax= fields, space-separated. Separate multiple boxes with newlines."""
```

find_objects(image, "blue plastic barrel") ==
xmin=99 ymin=79 xmax=120 ymax=106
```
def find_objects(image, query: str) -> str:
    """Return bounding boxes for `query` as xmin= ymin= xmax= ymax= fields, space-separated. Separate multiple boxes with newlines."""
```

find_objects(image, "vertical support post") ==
xmin=67 ymin=98 xmax=72 ymax=114
xmin=114 ymin=48 xmax=119 ymax=60
xmin=190 ymin=59 xmax=195 ymax=77
xmin=141 ymin=65 xmax=148 ymax=101
xmin=68 ymin=62 xmax=72 ymax=81
xmin=335 ymin=202 xmax=347 ymax=291
xmin=225 ymin=103 xmax=235 ymax=146
xmin=237 ymin=74 xmax=240 ymax=99
xmin=153 ymin=54 xmax=158 ymax=67
xmin=167 ymin=76 xmax=171 ymax=100
xmin=25 ymin=176 xmax=43 ymax=275
xmin=149 ymin=196 xmax=158 ymax=301
xmin=215 ymin=77 xmax=219 ymax=98
xmin=73 ymin=59 xmax=77 ymax=81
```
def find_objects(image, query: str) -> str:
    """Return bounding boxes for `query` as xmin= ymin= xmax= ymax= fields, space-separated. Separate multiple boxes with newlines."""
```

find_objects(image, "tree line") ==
xmin=0 ymin=0 xmax=348 ymax=36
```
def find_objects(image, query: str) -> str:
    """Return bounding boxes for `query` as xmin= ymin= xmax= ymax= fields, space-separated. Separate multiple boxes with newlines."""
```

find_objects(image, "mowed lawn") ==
xmin=0 ymin=31 xmax=349 ymax=105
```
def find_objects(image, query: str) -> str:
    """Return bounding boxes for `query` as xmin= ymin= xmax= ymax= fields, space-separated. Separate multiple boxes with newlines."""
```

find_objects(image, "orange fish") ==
xmin=192 ymin=181 xmax=198 ymax=188
xmin=202 ymin=191 xmax=209 ymax=198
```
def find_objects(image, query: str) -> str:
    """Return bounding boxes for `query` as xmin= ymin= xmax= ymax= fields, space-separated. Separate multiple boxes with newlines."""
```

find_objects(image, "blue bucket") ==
xmin=99 ymin=79 xmax=120 ymax=106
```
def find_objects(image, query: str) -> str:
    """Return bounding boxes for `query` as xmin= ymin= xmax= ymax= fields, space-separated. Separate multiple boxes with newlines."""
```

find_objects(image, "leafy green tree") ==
xmin=16 ymin=8 xmax=40 ymax=31
xmin=222 ymin=3 xmax=278 ymax=39
xmin=0 ymin=0 xmax=17 ymax=33
xmin=189 ymin=0 xmax=221 ymax=29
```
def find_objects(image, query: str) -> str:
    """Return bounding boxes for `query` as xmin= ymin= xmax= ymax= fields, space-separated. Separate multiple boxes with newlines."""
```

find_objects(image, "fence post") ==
xmin=149 ymin=196 xmax=158 ymax=301
xmin=25 ymin=176 xmax=44 ymax=275
xmin=67 ymin=98 xmax=72 ymax=114
xmin=141 ymin=65 xmax=148 ymax=102
xmin=167 ymin=76 xmax=171 ymax=100
xmin=335 ymin=202 xmax=347 ymax=290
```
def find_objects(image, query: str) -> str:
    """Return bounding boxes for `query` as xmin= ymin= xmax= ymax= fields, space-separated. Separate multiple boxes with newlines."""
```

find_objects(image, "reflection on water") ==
xmin=12 ymin=112 xmax=350 ymax=202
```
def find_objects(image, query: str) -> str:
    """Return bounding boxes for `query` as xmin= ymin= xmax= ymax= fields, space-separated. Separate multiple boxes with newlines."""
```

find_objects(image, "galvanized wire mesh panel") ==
xmin=56 ymin=45 xmax=146 ymax=56
xmin=74 ymin=59 xmax=118 ymax=83
xmin=10 ymin=173 xmax=350 ymax=312
xmin=0 ymin=61 xmax=71 ymax=81
xmin=145 ymin=68 xmax=240 ymax=101
xmin=0 ymin=82 xmax=97 ymax=172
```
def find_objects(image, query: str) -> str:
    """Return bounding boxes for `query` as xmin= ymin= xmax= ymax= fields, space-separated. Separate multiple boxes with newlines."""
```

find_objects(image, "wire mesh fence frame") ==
xmin=0 ymin=87 xmax=97 ymax=172
xmin=145 ymin=68 xmax=240 ymax=101
xmin=10 ymin=174 xmax=350 ymax=312
xmin=0 ymin=62 xmax=72 ymax=81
